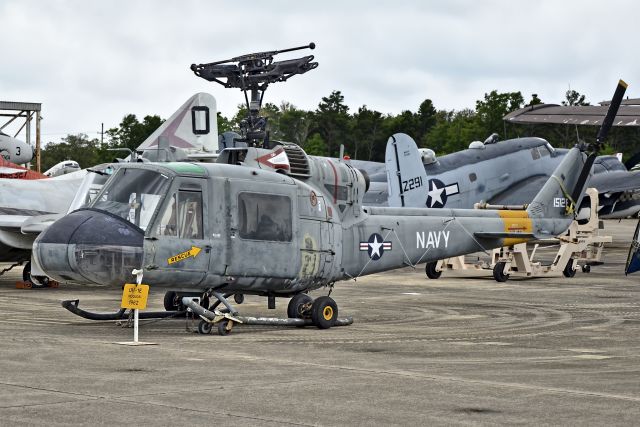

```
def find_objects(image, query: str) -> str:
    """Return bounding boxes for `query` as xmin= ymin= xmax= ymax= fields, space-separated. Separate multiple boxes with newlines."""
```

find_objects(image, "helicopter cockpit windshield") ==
xmin=66 ymin=164 xmax=120 ymax=213
xmin=92 ymin=168 xmax=171 ymax=231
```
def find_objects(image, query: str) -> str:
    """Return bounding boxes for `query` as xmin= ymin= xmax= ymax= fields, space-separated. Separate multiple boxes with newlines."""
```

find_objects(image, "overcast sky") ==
xmin=1 ymin=0 xmax=639 ymax=143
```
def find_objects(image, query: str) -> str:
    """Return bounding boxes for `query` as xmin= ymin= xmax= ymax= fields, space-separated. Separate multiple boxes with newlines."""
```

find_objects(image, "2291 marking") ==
xmin=402 ymin=176 xmax=423 ymax=192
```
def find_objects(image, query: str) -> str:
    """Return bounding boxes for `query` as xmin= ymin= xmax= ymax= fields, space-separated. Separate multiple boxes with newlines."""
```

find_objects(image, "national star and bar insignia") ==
xmin=426 ymin=178 xmax=460 ymax=208
xmin=359 ymin=233 xmax=392 ymax=260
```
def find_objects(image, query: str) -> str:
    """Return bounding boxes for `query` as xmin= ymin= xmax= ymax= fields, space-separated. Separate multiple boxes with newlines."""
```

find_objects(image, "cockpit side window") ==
xmin=156 ymin=190 xmax=203 ymax=239
xmin=177 ymin=191 xmax=203 ymax=239
xmin=539 ymin=145 xmax=550 ymax=156
xmin=238 ymin=192 xmax=292 ymax=242
xmin=530 ymin=147 xmax=541 ymax=160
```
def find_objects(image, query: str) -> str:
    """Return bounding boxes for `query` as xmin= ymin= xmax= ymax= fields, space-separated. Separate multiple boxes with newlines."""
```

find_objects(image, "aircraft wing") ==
xmin=589 ymin=170 xmax=640 ymax=194
xmin=0 ymin=214 xmax=44 ymax=251
xmin=20 ymin=214 xmax=64 ymax=234
xmin=0 ymin=166 xmax=30 ymax=176
xmin=487 ymin=175 xmax=550 ymax=206
xmin=488 ymin=172 xmax=640 ymax=202
xmin=0 ymin=212 xmax=63 ymax=235
xmin=0 ymin=171 xmax=84 ymax=241
xmin=504 ymin=104 xmax=640 ymax=126
xmin=0 ymin=157 xmax=48 ymax=179
xmin=0 ymin=215 xmax=31 ymax=230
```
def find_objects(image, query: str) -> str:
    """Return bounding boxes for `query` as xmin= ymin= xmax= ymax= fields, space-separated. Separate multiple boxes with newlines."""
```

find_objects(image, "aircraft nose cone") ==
xmin=34 ymin=209 xmax=144 ymax=286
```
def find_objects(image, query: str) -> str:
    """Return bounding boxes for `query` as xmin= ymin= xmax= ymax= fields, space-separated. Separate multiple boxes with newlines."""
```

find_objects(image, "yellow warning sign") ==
xmin=121 ymin=284 xmax=150 ymax=309
xmin=167 ymin=246 xmax=202 ymax=265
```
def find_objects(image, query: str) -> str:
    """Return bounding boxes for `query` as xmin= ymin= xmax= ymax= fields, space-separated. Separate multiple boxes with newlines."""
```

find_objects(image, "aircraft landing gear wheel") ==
xmin=287 ymin=294 xmax=313 ymax=319
xmin=425 ymin=262 xmax=441 ymax=279
xmin=197 ymin=320 xmax=212 ymax=335
xmin=582 ymin=264 xmax=591 ymax=273
xmin=163 ymin=291 xmax=179 ymax=311
xmin=30 ymin=276 xmax=49 ymax=289
xmin=234 ymin=294 xmax=244 ymax=304
xmin=563 ymin=259 xmax=576 ymax=278
xmin=217 ymin=320 xmax=231 ymax=336
xmin=311 ymin=296 xmax=338 ymax=329
xmin=22 ymin=261 xmax=48 ymax=289
xmin=22 ymin=262 xmax=31 ymax=283
xmin=493 ymin=262 xmax=509 ymax=282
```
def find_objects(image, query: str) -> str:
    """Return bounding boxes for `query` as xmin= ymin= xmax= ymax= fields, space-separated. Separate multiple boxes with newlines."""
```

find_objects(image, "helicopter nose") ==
xmin=34 ymin=209 xmax=144 ymax=286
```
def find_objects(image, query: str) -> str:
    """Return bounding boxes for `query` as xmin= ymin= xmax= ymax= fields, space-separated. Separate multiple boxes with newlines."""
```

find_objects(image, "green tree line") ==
xmin=40 ymin=89 xmax=640 ymax=171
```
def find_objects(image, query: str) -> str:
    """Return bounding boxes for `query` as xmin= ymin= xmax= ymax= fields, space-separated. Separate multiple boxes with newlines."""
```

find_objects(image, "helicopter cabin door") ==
xmin=297 ymin=191 xmax=333 ymax=279
xmin=227 ymin=181 xmax=298 ymax=279
xmin=144 ymin=177 xmax=211 ymax=287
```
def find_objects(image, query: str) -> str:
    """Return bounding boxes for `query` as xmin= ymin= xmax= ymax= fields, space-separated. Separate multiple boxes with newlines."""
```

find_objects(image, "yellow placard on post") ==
xmin=121 ymin=284 xmax=150 ymax=310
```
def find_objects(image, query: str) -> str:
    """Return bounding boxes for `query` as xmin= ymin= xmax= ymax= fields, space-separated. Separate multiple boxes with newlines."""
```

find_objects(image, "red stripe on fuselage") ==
xmin=327 ymin=159 xmax=338 ymax=204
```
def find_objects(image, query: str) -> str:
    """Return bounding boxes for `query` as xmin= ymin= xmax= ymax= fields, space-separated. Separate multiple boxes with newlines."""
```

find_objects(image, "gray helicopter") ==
xmin=31 ymin=43 xmax=626 ymax=334
xmin=31 ymin=129 xmax=592 ymax=329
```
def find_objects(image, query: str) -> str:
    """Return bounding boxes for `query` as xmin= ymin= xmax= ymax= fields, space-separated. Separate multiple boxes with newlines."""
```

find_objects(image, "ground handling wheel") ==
xmin=582 ymin=264 xmax=591 ymax=273
xmin=163 ymin=291 xmax=179 ymax=311
xmin=197 ymin=320 xmax=212 ymax=335
xmin=493 ymin=262 xmax=510 ymax=282
xmin=425 ymin=261 xmax=442 ymax=279
xmin=217 ymin=320 xmax=231 ymax=336
xmin=311 ymin=296 xmax=338 ymax=329
xmin=287 ymin=294 xmax=313 ymax=319
xmin=563 ymin=259 xmax=576 ymax=278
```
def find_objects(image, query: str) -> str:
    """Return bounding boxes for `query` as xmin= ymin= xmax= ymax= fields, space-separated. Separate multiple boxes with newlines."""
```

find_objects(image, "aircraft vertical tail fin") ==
xmin=526 ymin=147 xmax=588 ymax=220
xmin=136 ymin=93 xmax=218 ymax=156
xmin=385 ymin=133 xmax=428 ymax=207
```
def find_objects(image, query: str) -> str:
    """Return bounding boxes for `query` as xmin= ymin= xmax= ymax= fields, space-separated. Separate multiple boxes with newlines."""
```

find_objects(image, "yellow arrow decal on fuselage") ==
xmin=167 ymin=246 xmax=202 ymax=265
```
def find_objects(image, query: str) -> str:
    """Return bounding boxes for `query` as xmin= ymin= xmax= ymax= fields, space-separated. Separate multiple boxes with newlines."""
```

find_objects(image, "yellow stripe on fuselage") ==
xmin=498 ymin=210 xmax=532 ymax=246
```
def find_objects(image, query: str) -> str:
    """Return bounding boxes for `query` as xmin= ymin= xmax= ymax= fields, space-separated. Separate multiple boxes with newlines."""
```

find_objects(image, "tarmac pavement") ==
xmin=0 ymin=219 xmax=638 ymax=426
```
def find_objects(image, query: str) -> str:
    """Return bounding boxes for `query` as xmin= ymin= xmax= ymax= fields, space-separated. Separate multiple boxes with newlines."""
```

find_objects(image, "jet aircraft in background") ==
xmin=0 ymin=131 xmax=34 ymax=165
xmin=43 ymin=160 xmax=81 ymax=177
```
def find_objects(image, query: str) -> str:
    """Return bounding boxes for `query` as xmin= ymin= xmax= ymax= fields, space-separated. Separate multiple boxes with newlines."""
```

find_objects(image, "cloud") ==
xmin=0 ymin=0 xmax=638 ymax=143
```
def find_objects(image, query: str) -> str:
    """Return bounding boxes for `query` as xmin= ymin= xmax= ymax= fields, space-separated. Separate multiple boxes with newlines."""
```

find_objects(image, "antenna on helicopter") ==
xmin=191 ymin=42 xmax=318 ymax=148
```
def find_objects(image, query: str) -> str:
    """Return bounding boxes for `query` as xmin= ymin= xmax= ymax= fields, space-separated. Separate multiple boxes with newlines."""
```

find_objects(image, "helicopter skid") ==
xmin=61 ymin=299 xmax=186 ymax=321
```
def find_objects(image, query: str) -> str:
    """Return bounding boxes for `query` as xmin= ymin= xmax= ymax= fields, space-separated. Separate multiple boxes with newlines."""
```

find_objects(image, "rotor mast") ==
xmin=191 ymin=42 xmax=318 ymax=147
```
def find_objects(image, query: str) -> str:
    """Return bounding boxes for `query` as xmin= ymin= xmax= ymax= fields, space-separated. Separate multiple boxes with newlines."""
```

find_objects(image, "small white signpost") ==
xmin=114 ymin=269 xmax=156 ymax=346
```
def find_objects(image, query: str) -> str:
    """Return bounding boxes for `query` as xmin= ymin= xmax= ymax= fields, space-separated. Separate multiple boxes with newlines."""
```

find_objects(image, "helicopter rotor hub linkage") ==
xmin=190 ymin=43 xmax=318 ymax=148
